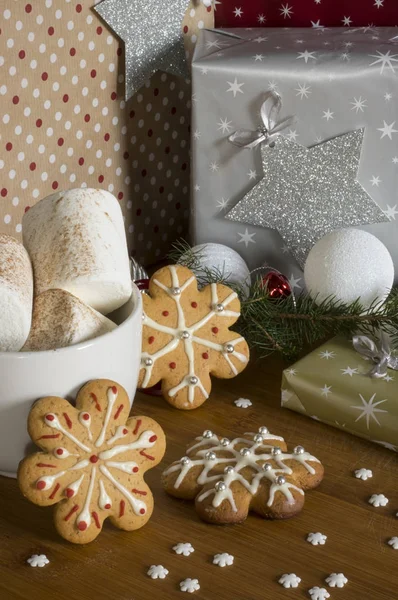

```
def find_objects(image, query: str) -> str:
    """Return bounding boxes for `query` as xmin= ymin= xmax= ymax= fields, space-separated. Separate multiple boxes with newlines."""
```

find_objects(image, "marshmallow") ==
xmin=22 ymin=289 xmax=117 ymax=351
xmin=23 ymin=188 xmax=132 ymax=314
xmin=0 ymin=235 xmax=33 ymax=351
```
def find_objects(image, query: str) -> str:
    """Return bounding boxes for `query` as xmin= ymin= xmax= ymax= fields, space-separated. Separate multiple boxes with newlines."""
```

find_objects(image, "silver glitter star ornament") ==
xmin=95 ymin=0 xmax=190 ymax=99
xmin=226 ymin=128 xmax=388 ymax=267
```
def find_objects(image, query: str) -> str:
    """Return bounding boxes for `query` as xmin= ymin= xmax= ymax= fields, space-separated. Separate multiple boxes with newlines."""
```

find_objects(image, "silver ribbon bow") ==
xmin=352 ymin=332 xmax=398 ymax=378
xmin=228 ymin=91 xmax=295 ymax=149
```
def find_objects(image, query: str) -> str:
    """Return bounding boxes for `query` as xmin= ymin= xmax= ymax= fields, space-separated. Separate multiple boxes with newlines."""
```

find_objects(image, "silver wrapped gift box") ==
xmin=191 ymin=27 xmax=398 ymax=287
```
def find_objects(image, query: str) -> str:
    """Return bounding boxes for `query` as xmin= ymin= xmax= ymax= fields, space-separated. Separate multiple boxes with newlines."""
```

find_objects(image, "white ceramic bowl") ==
xmin=0 ymin=283 xmax=142 ymax=478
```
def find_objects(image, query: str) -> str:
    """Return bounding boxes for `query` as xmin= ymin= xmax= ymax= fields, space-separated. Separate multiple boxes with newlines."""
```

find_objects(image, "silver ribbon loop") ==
xmin=352 ymin=332 xmax=398 ymax=378
xmin=228 ymin=91 xmax=295 ymax=149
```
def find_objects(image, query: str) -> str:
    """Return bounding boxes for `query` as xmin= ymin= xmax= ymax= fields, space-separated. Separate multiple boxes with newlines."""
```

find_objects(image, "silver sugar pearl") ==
xmin=240 ymin=447 xmax=251 ymax=457
xmin=220 ymin=437 xmax=230 ymax=447
xmin=205 ymin=451 xmax=216 ymax=461
xmin=259 ymin=426 xmax=269 ymax=435
xmin=224 ymin=343 xmax=234 ymax=354
xmin=180 ymin=456 xmax=191 ymax=466
xmin=141 ymin=312 xmax=146 ymax=321
xmin=272 ymin=447 xmax=282 ymax=456
xmin=254 ymin=434 xmax=263 ymax=443
xmin=294 ymin=445 xmax=305 ymax=455
xmin=172 ymin=287 xmax=181 ymax=296
xmin=180 ymin=330 xmax=190 ymax=340
xmin=214 ymin=303 xmax=225 ymax=312
xmin=203 ymin=430 xmax=213 ymax=439
xmin=276 ymin=475 xmax=286 ymax=486
xmin=215 ymin=481 xmax=227 ymax=492
xmin=189 ymin=375 xmax=198 ymax=385
xmin=144 ymin=357 xmax=153 ymax=367
xmin=262 ymin=463 xmax=272 ymax=472
xmin=224 ymin=466 xmax=234 ymax=474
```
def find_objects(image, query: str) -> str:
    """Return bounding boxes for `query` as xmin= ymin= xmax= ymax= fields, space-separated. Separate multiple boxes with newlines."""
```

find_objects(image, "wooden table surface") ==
xmin=1 ymin=356 xmax=398 ymax=600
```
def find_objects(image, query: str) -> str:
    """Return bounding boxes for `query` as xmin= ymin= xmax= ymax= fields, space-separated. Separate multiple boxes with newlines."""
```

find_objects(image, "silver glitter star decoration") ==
xmin=95 ymin=0 xmax=190 ymax=99
xmin=226 ymin=129 xmax=389 ymax=267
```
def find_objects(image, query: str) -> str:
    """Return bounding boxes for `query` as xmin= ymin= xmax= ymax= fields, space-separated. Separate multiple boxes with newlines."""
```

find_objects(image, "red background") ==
xmin=215 ymin=0 xmax=398 ymax=28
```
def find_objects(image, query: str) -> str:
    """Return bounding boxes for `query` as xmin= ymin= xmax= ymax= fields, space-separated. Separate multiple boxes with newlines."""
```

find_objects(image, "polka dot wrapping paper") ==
xmin=0 ymin=1 xmax=213 ymax=266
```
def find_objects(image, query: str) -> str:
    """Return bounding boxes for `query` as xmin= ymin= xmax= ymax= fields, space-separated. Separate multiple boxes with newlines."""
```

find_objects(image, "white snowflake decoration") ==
xmin=147 ymin=565 xmax=169 ymax=579
xmin=213 ymin=553 xmax=234 ymax=567
xmin=309 ymin=587 xmax=330 ymax=600
xmin=354 ymin=468 xmax=373 ymax=481
xmin=369 ymin=493 xmax=389 ymax=507
xmin=307 ymin=532 xmax=327 ymax=546
xmin=234 ymin=397 xmax=252 ymax=408
xmin=279 ymin=573 xmax=301 ymax=588
xmin=325 ymin=573 xmax=348 ymax=588
xmin=180 ymin=578 xmax=200 ymax=593
xmin=388 ymin=537 xmax=398 ymax=549
xmin=27 ymin=554 xmax=50 ymax=568
xmin=173 ymin=542 xmax=195 ymax=556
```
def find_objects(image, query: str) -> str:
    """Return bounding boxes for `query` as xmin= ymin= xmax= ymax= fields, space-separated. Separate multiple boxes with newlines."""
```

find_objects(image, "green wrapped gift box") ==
xmin=281 ymin=337 xmax=398 ymax=452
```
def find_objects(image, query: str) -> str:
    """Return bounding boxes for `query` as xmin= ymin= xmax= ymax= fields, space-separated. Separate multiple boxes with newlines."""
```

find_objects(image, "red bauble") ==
xmin=261 ymin=271 xmax=291 ymax=299
xmin=134 ymin=278 xmax=149 ymax=291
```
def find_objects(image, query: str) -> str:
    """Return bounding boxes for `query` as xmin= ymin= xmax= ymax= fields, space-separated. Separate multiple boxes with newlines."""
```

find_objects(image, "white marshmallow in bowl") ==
xmin=0 ymin=235 xmax=33 ymax=351
xmin=23 ymin=188 xmax=132 ymax=315
xmin=22 ymin=289 xmax=117 ymax=351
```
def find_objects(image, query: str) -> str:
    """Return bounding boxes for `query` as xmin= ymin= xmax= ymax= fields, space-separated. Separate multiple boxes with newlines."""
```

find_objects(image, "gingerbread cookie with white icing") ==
xmin=18 ymin=379 xmax=166 ymax=544
xmin=138 ymin=265 xmax=249 ymax=410
xmin=162 ymin=427 xmax=324 ymax=524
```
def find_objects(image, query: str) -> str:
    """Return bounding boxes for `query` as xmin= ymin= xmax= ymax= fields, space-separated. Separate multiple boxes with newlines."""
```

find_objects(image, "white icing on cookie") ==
xmin=95 ymin=387 xmax=118 ymax=447
xmin=79 ymin=411 xmax=93 ymax=441
xmin=369 ymin=493 xmax=388 ymax=507
xmin=98 ymin=478 xmax=112 ymax=510
xmin=279 ymin=573 xmax=301 ymax=588
xmin=44 ymin=413 xmax=91 ymax=453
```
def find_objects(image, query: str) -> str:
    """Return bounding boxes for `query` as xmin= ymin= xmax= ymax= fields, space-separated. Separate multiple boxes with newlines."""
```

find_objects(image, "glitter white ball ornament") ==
xmin=304 ymin=229 xmax=394 ymax=309
xmin=180 ymin=243 xmax=251 ymax=298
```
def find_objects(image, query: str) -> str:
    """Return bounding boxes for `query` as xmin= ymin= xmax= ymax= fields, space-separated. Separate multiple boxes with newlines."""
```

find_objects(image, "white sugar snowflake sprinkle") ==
xmin=279 ymin=573 xmax=301 ymax=588
xmin=325 ymin=573 xmax=348 ymax=588
xmin=147 ymin=565 xmax=169 ymax=579
xmin=388 ymin=537 xmax=398 ymax=549
xmin=369 ymin=493 xmax=389 ymax=507
xmin=234 ymin=397 xmax=252 ymax=408
xmin=213 ymin=553 xmax=234 ymax=567
xmin=309 ymin=587 xmax=330 ymax=600
xmin=307 ymin=532 xmax=327 ymax=546
xmin=173 ymin=542 xmax=195 ymax=556
xmin=27 ymin=554 xmax=49 ymax=568
xmin=180 ymin=578 xmax=200 ymax=593
xmin=354 ymin=468 xmax=373 ymax=481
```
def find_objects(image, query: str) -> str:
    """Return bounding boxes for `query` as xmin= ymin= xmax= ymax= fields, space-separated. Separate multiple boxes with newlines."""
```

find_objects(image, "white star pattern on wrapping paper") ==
xmin=213 ymin=553 xmax=234 ymax=567
xmin=226 ymin=78 xmax=245 ymax=97
xmin=351 ymin=393 xmax=388 ymax=428
xmin=268 ymin=80 xmax=278 ymax=91
xmin=286 ymin=129 xmax=298 ymax=142
xmin=385 ymin=92 xmax=392 ymax=101
xmin=351 ymin=96 xmax=367 ymax=112
xmin=354 ymin=468 xmax=373 ymax=480
xmin=173 ymin=542 xmax=195 ymax=556
xmin=217 ymin=118 xmax=233 ymax=134
xmin=311 ymin=20 xmax=325 ymax=29
xmin=369 ymin=493 xmax=388 ymax=507
xmin=209 ymin=162 xmax=220 ymax=173
xmin=315 ymin=135 xmax=323 ymax=143
xmin=206 ymin=39 xmax=224 ymax=50
xmin=258 ymin=14 xmax=266 ymax=24
xmin=297 ymin=50 xmax=316 ymax=63
xmin=280 ymin=4 xmax=294 ymax=19
xmin=340 ymin=52 xmax=350 ymax=61
xmin=388 ymin=537 xmax=398 ymax=549
xmin=194 ymin=184 xmax=200 ymax=192
xmin=393 ymin=157 xmax=398 ymax=164
xmin=281 ymin=244 xmax=290 ymax=254
xmin=253 ymin=54 xmax=265 ymax=62
xmin=286 ymin=368 xmax=297 ymax=375
xmin=307 ymin=532 xmax=327 ymax=545
xmin=341 ymin=366 xmax=359 ymax=376
xmin=279 ymin=573 xmax=301 ymax=588
xmin=344 ymin=41 xmax=354 ymax=48
xmin=322 ymin=109 xmax=334 ymax=121
xmin=296 ymin=83 xmax=312 ymax=99
xmin=288 ymin=274 xmax=302 ymax=291
xmin=253 ymin=36 xmax=268 ymax=44
xmin=342 ymin=16 xmax=352 ymax=26
xmin=193 ymin=130 xmax=201 ymax=140
xmin=281 ymin=389 xmax=291 ymax=406
xmin=319 ymin=350 xmax=335 ymax=360
xmin=216 ymin=197 xmax=230 ymax=212
xmin=180 ymin=578 xmax=200 ymax=593
xmin=237 ymin=228 xmax=256 ymax=247
xmin=309 ymin=587 xmax=330 ymax=600
xmin=200 ymin=67 xmax=209 ymax=75
xmin=233 ymin=7 xmax=243 ymax=18
xmin=369 ymin=51 xmax=398 ymax=74
xmin=234 ymin=397 xmax=252 ymax=408
xmin=377 ymin=121 xmax=398 ymax=139
xmin=320 ymin=385 xmax=332 ymax=397
xmin=27 ymin=554 xmax=49 ymax=568
xmin=325 ymin=573 xmax=348 ymax=589
xmin=147 ymin=565 xmax=169 ymax=579
xmin=374 ymin=0 xmax=384 ymax=7
xmin=314 ymin=0 xmax=322 ymax=4
xmin=248 ymin=169 xmax=258 ymax=180
xmin=370 ymin=175 xmax=381 ymax=186
xmin=384 ymin=374 xmax=394 ymax=381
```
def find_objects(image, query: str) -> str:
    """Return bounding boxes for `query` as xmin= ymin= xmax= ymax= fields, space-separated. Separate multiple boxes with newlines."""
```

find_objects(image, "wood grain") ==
xmin=0 ymin=356 xmax=397 ymax=600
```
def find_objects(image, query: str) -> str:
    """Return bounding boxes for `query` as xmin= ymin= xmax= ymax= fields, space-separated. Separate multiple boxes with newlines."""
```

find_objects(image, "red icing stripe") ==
xmin=92 ymin=511 xmax=101 ymax=529
xmin=131 ymin=488 xmax=147 ymax=496
xmin=38 ymin=434 xmax=60 ymax=440
xmin=64 ymin=504 xmax=79 ymax=522
xmin=90 ymin=392 xmax=102 ymax=411
xmin=140 ymin=450 xmax=155 ymax=461
xmin=63 ymin=413 xmax=72 ymax=429
xmin=133 ymin=419 xmax=142 ymax=435
xmin=49 ymin=483 xmax=60 ymax=499
xmin=119 ymin=500 xmax=125 ymax=517
xmin=114 ymin=404 xmax=124 ymax=420
xmin=36 ymin=463 xmax=57 ymax=468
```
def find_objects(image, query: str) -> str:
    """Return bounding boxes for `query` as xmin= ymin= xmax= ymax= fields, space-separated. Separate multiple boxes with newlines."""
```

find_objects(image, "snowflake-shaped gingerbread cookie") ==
xmin=180 ymin=578 xmax=200 ymax=593
xmin=138 ymin=265 xmax=249 ymax=410
xmin=213 ymin=553 xmax=234 ymax=567
xmin=27 ymin=554 xmax=50 ymax=568
xmin=279 ymin=573 xmax=301 ymax=588
xmin=18 ymin=379 xmax=166 ymax=544
xmin=162 ymin=427 xmax=324 ymax=524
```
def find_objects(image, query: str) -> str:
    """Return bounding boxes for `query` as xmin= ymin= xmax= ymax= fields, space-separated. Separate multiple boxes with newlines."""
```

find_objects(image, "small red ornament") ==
xmin=261 ymin=271 xmax=291 ymax=299
xmin=135 ymin=278 xmax=149 ymax=291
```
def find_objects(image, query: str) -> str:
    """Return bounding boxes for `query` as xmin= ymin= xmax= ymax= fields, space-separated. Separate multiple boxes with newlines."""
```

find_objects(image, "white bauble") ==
xmin=180 ymin=243 xmax=251 ymax=298
xmin=304 ymin=229 xmax=394 ymax=308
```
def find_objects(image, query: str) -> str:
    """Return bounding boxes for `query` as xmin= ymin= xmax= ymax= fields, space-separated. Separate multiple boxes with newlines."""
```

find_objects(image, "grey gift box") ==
xmin=190 ymin=27 xmax=398 ymax=289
